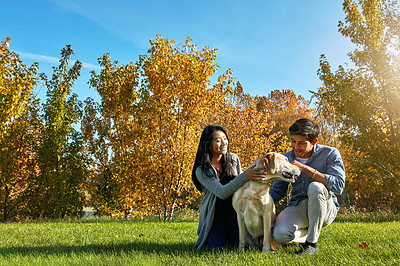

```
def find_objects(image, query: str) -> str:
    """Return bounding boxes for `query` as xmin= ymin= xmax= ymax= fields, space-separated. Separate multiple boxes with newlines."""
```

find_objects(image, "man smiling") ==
xmin=269 ymin=118 xmax=345 ymax=255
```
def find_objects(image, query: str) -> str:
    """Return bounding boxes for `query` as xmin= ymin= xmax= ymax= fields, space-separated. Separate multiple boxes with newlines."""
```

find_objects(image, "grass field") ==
xmin=0 ymin=216 xmax=399 ymax=265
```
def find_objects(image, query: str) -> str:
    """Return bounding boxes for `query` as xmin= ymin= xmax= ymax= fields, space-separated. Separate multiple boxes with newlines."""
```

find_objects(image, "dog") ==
xmin=232 ymin=152 xmax=301 ymax=252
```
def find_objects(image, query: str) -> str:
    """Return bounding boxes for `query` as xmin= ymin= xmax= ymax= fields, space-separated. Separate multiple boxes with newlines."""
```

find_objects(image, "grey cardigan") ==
xmin=194 ymin=153 xmax=248 ymax=249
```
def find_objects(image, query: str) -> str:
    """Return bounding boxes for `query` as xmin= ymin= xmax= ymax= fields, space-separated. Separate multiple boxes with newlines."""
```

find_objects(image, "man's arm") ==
xmin=323 ymin=148 xmax=346 ymax=195
xmin=292 ymin=148 xmax=345 ymax=194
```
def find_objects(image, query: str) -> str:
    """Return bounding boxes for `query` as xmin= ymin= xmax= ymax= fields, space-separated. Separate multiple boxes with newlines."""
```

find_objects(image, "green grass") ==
xmin=0 ymin=217 xmax=399 ymax=265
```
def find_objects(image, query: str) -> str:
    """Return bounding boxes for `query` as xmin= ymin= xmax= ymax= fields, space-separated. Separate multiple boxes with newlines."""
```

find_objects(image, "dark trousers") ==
xmin=206 ymin=200 xmax=239 ymax=251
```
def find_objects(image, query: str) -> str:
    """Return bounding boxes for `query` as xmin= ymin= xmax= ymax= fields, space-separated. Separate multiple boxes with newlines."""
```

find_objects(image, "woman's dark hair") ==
xmin=191 ymin=125 xmax=235 ymax=192
xmin=289 ymin=118 xmax=320 ymax=142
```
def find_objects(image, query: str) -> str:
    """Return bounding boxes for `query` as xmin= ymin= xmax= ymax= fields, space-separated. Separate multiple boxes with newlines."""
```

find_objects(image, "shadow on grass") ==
xmin=335 ymin=213 xmax=400 ymax=223
xmin=0 ymin=241 xmax=199 ymax=256
xmin=11 ymin=217 xmax=197 ymax=225
xmin=1 ymin=242 xmax=302 ymax=257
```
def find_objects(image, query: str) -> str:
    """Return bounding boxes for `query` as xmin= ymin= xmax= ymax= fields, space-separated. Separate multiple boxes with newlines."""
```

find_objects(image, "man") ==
xmin=269 ymin=118 xmax=345 ymax=255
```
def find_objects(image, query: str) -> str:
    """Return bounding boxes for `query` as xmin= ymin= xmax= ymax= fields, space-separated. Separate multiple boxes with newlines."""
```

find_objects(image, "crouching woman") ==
xmin=192 ymin=125 xmax=266 ymax=251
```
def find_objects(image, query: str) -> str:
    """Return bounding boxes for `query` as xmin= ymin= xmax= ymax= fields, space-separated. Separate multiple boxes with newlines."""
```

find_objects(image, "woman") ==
xmin=192 ymin=124 xmax=266 ymax=250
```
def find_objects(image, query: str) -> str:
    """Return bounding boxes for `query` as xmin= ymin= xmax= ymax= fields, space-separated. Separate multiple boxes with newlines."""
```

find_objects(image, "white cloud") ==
xmin=80 ymin=61 xmax=101 ymax=70
xmin=15 ymin=50 xmax=60 ymax=64
xmin=14 ymin=50 xmax=101 ymax=71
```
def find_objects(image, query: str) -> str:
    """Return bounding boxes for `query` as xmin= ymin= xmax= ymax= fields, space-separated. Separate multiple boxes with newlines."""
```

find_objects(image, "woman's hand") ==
xmin=244 ymin=164 xmax=268 ymax=181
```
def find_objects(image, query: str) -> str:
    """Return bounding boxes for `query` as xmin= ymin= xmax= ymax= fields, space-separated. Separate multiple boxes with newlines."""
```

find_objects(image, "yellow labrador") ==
xmin=232 ymin=152 xmax=301 ymax=252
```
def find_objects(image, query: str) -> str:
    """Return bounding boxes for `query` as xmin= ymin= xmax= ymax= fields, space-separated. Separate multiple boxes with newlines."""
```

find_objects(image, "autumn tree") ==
xmin=317 ymin=0 xmax=400 ymax=211
xmin=263 ymin=89 xmax=314 ymax=150
xmin=268 ymin=90 xmax=313 ymax=132
xmin=87 ymin=36 xmax=260 ymax=219
xmin=0 ymin=37 xmax=38 ymax=138
xmin=27 ymin=45 xmax=87 ymax=218
xmin=84 ymin=54 xmax=139 ymax=215
xmin=0 ymin=37 xmax=40 ymax=221
xmin=129 ymin=36 xmax=224 ymax=219
xmin=207 ymin=78 xmax=286 ymax=168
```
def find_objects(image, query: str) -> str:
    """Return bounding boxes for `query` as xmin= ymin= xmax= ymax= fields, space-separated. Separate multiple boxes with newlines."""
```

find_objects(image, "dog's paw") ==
xmin=262 ymin=246 xmax=272 ymax=253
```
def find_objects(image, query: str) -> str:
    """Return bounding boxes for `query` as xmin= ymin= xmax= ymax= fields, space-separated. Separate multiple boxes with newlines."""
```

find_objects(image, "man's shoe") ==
xmin=296 ymin=242 xmax=319 ymax=255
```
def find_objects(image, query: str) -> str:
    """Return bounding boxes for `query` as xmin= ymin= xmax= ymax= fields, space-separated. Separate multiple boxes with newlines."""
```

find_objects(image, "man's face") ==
xmin=291 ymin=135 xmax=317 ymax=159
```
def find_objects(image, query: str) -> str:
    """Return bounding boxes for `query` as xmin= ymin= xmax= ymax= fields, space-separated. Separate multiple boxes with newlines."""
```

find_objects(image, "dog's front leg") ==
xmin=237 ymin=212 xmax=246 ymax=250
xmin=262 ymin=213 xmax=272 ymax=253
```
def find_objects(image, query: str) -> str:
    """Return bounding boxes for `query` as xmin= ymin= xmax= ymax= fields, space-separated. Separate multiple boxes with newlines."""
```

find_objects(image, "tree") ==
xmin=263 ymin=89 xmax=314 ymax=151
xmin=207 ymin=79 xmax=288 ymax=168
xmin=84 ymin=53 xmax=140 ymax=216
xmin=0 ymin=37 xmax=38 ymax=138
xmin=317 ymin=0 xmax=400 ymax=211
xmin=85 ymin=36 xmax=221 ymax=219
xmin=29 ymin=45 xmax=87 ymax=218
xmin=0 ymin=37 xmax=40 ymax=221
xmin=128 ymin=36 xmax=221 ymax=219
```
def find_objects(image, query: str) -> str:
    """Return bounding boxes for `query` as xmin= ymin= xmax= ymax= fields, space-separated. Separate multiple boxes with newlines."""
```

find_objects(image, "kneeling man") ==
xmin=269 ymin=118 xmax=345 ymax=255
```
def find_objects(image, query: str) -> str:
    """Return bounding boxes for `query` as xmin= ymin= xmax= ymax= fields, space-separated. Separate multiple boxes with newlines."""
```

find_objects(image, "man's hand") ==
xmin=291 ymin=160 xmax=306 ymax=171
xmin=291 ymin=160 xmax=328 ymax=186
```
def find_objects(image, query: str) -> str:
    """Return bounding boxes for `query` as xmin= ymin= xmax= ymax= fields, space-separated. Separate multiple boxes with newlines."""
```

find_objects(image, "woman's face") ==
xmin=210 ymin=130 xmax=228 ymax=158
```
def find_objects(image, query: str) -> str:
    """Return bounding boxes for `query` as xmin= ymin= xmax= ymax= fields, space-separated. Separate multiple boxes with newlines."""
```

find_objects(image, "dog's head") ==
xmin=252 ymin=152 xmax=301 ymax=183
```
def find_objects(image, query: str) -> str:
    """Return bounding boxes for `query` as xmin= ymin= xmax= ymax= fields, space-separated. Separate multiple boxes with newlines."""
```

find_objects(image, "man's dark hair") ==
xmin=289 ymin=118 xmax=320 ymax=142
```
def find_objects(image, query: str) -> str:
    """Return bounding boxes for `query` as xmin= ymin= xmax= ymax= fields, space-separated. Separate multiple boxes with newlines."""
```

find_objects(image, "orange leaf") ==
xmin=358 ymin=242 xmax=370 ymax=249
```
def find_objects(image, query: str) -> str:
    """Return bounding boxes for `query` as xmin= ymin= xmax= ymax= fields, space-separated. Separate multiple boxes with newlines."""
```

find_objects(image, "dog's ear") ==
xmin=263 ymin=152 xmax=276 ymax=174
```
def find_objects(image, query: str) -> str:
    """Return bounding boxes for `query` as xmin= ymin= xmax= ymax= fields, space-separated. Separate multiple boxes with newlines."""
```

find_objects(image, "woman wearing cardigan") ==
xmin=192 ymin=125 xmax=266 ymax=250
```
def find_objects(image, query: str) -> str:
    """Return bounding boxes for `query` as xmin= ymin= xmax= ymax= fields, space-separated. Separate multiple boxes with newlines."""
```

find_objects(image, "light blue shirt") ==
xmin=269 ymin=144 xmax=346 ymax=209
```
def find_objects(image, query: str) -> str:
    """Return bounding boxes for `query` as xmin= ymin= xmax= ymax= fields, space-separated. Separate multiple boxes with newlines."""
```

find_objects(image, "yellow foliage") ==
xmin=83 ymin=36 xmax=318 ymax=219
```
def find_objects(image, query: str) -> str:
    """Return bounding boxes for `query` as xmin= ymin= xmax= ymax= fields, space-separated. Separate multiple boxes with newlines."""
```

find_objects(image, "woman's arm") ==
xmin=196 ymin=167 xmax=247 ymax=199
xmin=196 ymin=155 xmax=268 ymax=199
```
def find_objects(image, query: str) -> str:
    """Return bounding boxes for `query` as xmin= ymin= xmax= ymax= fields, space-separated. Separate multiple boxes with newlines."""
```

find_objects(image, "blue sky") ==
xmin=2 ymin=0 xmax=354 ymax=103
